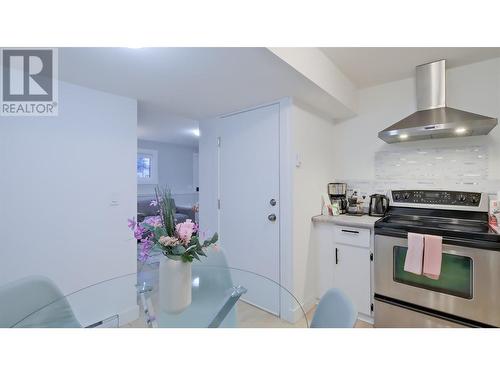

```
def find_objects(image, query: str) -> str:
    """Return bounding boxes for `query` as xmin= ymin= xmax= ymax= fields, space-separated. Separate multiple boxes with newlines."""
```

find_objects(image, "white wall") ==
xmin=0 ymin=80 xmax=138 ymax=326
xmin=290 ymin=103 xmax=336 ymax=311
xmin=137 ymin=140 xmax=198 ymax=206
xmin=198 ymin=117 xmax=219 ymax=236
xmin=193 ymin=152 xmax=199 ymax=189
xmin=331 ymin=58 xmax=500 ymax=194
xmin=268 ymin=48 xmax=358 ymax=116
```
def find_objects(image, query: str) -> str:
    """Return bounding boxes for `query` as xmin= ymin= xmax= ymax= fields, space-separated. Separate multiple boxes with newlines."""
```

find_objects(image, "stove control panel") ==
xmin=391 ymin=190 xmax=482 ymax=207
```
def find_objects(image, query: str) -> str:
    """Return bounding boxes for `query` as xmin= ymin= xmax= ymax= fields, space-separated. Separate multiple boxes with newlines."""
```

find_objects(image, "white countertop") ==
xmin=311 ymin=214 xmax=381 ymax=228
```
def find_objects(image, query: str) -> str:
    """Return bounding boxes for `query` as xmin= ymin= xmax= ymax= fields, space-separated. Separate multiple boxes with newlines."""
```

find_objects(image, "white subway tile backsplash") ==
xmin=335 ymin=145 xmax=500 ymax=208
xmin=375 ymin=145 xmax=488 ymax=180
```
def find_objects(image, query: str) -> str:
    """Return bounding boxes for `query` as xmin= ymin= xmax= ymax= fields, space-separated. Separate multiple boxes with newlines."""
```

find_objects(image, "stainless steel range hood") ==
xmin=378 ymin=60 xmax=497 ymax=144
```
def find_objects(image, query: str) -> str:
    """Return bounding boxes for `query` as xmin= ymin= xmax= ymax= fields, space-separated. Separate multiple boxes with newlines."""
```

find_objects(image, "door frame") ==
xmin=215 ymin=97 xmax=296 ymax=322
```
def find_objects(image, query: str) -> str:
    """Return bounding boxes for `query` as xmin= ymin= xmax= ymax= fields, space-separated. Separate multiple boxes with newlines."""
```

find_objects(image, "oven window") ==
xmin=393 ymin=246 xmax=473 ymax=299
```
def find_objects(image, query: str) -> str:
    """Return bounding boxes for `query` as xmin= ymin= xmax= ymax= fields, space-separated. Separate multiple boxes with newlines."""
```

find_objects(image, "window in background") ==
xmin=137 ymin=148 xmax=158 ymax=184
xmin=137 ymin=155 xmax=151 ymax=178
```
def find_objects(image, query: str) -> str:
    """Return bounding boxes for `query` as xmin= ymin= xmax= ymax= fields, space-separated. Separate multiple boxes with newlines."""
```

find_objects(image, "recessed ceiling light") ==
xmin=455 ymin=127 xmax=467 ymax=134
xmin=399 ymin=134 xmax=409 ymax=140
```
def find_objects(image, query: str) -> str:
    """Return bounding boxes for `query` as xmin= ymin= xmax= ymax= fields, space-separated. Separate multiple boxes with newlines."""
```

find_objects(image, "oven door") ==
xmin=374 ymin=234 xmax=500 ymax=327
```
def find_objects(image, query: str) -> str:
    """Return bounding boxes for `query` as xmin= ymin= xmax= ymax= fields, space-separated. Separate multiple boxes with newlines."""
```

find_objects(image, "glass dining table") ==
xmin=9 ymin=261 xmax=309 ymax=328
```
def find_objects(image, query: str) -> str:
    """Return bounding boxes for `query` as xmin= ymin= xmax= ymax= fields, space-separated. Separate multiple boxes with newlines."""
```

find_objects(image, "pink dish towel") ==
xmin=404 ymin=233 xmax=424 ymax=275
xmin=423 ymin=235 xmax=443 ymax=280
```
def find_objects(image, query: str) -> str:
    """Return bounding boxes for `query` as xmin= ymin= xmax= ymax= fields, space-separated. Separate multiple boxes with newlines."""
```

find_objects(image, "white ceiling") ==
xmin=137 ymin=102 xmax=199 ymax=146
xmin=57 ymin=47 xmax=500 ymax=145
xmin=322 ymin=47 xmax=500 ymax=88
xmin=58 ymin=48 xmax=347 ymax=145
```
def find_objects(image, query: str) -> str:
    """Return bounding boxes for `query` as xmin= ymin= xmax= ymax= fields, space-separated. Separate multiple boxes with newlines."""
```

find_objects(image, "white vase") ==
xmin=159 ymin=256 xmax=192 ymax=314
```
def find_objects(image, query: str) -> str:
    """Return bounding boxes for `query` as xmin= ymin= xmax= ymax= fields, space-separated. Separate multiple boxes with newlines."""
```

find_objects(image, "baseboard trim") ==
xmin=357 ymin=313 xmax=374 ymax=325
xmin=281 ymin=296 xmax=316 ymax=325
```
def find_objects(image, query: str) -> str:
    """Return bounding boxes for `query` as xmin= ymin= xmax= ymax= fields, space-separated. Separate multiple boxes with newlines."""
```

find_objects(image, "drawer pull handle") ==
xmin=335 ymin=248 xmax=339 ymax=264
xmin=341 ymin=229 xmax=359 ymax=234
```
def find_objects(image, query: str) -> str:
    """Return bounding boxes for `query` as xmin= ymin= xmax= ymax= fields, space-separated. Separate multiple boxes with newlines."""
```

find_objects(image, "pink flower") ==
xmin=144 ymin=216 xmax=162 ymax=227
xmin=176 ymin=219 xmax=196 ymax=245
xmin=134 ymin=225 xmax=145 ymax=239
xmin=127 ymin=217 xmax=136 ymax=230
xmin=139 ymin=239 xmax=152 ymax=262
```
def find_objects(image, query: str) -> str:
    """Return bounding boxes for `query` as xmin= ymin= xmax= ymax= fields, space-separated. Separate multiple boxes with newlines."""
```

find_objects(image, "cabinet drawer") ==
xmin=334 ymin=226 xmax=370 ymax=248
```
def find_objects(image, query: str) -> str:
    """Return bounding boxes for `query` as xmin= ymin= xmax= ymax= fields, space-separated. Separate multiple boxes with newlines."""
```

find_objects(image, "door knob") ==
xmin=270 ymin=199 xmax=277 ymax=206
xmin=268 ymin=214 xmax=277 ymax=222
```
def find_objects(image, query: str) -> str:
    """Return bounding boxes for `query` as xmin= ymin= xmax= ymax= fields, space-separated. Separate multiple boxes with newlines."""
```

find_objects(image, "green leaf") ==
xmin=155 ymin=186 xmax=177 ymax=236
xmin=152 ymin=226 xmax=167 ymax=239
xmin=141 ymin=223 xmax=154 ymax=231
xmin=152 ymin=243 xmax=164 ymax=253
xmin=210 ymin=232 xmax=218 ymax=243
xmin=189 ymin=237 xmax=199 ymax=247
xmin=171 ymin=245 xmax=187 ymax=255
xmin=185 ymin=244 xmax=197 ymax=253
xmin=202 ymin=232 xmax=219 ymax=247
xmin=195 ymin=247 xmax=206 ymax=256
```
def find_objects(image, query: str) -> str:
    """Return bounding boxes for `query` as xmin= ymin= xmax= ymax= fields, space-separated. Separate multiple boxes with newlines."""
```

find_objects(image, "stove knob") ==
xmin=403 ymin=193 xmax=410 ymax=200
xmin=394 ymin=193 xmax=400 ymax=201
xmin=471 ymin=195 xmax=479 ymax=204
xmin=458 ymin=194 xmax=467 ymax=202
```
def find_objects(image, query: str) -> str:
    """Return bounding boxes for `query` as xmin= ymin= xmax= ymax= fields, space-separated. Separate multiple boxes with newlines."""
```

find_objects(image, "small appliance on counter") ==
xmin=368 ymin=194 xmax=389 ymax=217
xmin=346 ymin=191 xmax=365 ymax=216
xmin=328 ymin=183 xmax=347 ymax=214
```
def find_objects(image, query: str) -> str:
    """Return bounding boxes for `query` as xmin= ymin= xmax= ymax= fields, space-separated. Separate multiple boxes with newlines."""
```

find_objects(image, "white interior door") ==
xmin=218 ymin=104 xmax=280 ymax=315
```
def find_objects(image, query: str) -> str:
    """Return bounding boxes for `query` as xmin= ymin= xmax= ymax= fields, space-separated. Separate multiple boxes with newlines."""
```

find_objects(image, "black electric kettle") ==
xmin=368 ymin=194 xmax=389 ymax=217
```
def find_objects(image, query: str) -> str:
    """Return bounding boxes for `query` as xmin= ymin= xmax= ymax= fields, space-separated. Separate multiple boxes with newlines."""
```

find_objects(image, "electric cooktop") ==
xmin=374 ymin=190 xmax=500 ymax=250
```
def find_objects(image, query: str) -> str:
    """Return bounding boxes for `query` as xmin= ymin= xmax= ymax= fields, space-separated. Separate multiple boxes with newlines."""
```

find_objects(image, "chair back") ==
xmin=310 ymin=288 xmax=357 ymax=328
xmin=0 ymin=276 xmax=80 ymax=328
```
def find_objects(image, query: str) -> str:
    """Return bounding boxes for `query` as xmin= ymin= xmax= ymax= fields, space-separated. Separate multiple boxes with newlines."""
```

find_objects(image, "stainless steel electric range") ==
xmin=374 ymin=190 xmax=500 ymax=328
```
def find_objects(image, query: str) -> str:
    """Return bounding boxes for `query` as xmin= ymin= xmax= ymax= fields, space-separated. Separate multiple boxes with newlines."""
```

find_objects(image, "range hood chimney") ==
xmin=378 ymin=60 xmax=497 ymax=144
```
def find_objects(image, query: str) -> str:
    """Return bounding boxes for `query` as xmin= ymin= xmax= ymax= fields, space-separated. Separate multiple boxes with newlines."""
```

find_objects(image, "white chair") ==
xmin=310 ymin=288 xmax=357 ymax=328
xmin=0 ymin=276 xmax=81 ymax=328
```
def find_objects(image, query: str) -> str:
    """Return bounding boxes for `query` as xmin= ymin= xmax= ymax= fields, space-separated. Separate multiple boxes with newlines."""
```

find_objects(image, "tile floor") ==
xmin=235 ymin=301 xmax=373 ymax=328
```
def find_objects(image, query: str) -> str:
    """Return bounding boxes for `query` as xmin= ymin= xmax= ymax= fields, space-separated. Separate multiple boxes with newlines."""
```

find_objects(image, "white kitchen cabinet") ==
xmin=314 ymin=221 xmax=374 ymax=322
xmin=333 ymin=243 xmax=372 ymax=317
